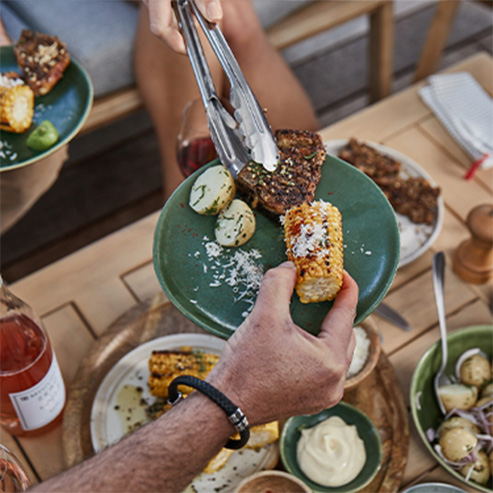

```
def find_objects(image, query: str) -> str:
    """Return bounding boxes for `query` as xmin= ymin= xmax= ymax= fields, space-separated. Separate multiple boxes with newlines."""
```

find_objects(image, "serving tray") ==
xmin=62 ymin=293 xmax=409 ymax=492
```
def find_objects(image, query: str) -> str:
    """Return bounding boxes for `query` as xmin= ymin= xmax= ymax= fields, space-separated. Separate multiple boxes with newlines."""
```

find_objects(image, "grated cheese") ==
xmin=0 ymin=75 xmax=24 ymax=89
xmin=284 ymin=200 xmax=331 ymax=259
xmin=194 ymin=236 xmax=265 ymax=322
xmin=0 ymin=140 xmax=18 ymax=162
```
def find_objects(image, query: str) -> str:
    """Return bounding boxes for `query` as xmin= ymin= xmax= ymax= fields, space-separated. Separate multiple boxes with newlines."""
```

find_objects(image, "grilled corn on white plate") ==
xmin=325 ymin=140 xmax=444 ymax=267
xmin=90 ymin=333 xmax=279 ymax=492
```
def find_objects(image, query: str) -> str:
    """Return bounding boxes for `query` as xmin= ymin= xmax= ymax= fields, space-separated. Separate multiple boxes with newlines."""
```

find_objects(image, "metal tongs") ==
xmin=173 ymin=0 xmax=279 ymax=177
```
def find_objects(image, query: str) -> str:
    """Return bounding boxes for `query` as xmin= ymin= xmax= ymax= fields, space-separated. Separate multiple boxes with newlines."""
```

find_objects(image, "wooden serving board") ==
xmin=62 ymin=293 xmax=409 ymax=492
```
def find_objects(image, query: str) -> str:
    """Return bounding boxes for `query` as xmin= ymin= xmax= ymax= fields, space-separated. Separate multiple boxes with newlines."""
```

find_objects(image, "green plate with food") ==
xmin=0 ymin=43 xmax=93 ymax=171
xmin=153 ymin=135 xmax=400 ymax=339
xmin=410 ymin=325 xmax=493 ymax=493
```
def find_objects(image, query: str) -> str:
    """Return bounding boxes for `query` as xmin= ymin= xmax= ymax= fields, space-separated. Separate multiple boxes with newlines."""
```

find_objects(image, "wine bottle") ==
xmin=0 ymin=276 xmax=65 ymax=436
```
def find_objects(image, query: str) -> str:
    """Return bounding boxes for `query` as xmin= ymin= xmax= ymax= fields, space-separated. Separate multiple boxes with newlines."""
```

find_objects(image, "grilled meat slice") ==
xmin=338 ymin=138 xmax=401 ymax=186
xmin=236 ymin=129 xmax=326 ymax=216
xmin=339 ymin=138 xmax=440 ymax=225
xmin=14 ymin=30 xmax=70 ymax=96
xmin=381 ymin=176 xmax=440 ymax=225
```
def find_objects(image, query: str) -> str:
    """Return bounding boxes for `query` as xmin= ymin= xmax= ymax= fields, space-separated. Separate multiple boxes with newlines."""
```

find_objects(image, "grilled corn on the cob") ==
xmin=148 ymin=348 xmax=219 ymax=398
xmin=204 ymin=421 xmax=279 ymax=473
xmin=283 ymin=200 xmax=343 ymax=303
xmin=0 ymin=75 xmax=34 ymax=133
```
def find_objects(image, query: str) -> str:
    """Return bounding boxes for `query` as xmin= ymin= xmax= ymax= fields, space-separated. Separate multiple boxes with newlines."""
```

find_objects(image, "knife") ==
xmin=374 ymin=302 xmax=411 ymax=331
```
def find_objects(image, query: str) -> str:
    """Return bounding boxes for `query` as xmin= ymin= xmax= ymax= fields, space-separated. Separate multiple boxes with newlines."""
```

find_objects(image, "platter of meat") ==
xmin=326 ymin=139 xmax=444 ymax=267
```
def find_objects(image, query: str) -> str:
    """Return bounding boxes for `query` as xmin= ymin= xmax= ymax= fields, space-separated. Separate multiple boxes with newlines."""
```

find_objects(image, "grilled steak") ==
xmin=338 ymin=138 xmax=440 ymax=225
xmin=14 ymin=30 xmax=70 ymax=96
xmin=236 ymin=129 xmax=326 ymax=216
xmin=338 ymin=138 xmax=401 ymax=187
xmin=381 ymin=176 xmax=440 ymax=225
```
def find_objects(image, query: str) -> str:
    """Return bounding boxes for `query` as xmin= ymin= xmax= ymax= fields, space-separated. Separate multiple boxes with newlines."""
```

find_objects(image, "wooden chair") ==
xmin=414 ymin=0 xmax=492 ymax=82
xmin=81 ymin=0 xmax=394 ymax=134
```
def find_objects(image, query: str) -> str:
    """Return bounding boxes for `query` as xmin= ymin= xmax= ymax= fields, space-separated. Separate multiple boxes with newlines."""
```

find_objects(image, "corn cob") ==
xmin=204 ymin=421 xmax=279 ymax=473
xmin=0 ymin=76 xmax=34 ymax=133
xmin=148 ymin=348 xmax=219 ymax=398
xmin=283 ymin=200 xmax=343 ymax=303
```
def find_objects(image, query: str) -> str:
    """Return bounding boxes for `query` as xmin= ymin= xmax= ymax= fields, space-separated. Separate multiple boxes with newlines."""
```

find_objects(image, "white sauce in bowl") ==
xmin=297 ymin=416 xmax=366 ymax=487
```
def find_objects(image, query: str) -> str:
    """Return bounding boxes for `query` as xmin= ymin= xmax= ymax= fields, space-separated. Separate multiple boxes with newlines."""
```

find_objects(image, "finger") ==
xmin=318 ymin=271 xmax=359 ymax=348
xmin=147 ymin=0 xmax=186 ymax=53
xmin=252 ymin=261 xmax=297 ymax=316
xmin=195 ymin=0 xmax=223 ymax=22
xmin=346 ymin=329 xmax=356 ymax=364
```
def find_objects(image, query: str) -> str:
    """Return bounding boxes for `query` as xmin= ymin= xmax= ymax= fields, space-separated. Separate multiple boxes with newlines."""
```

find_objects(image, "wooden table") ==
xmin=5 ymin=53 xmax=492 ymax=491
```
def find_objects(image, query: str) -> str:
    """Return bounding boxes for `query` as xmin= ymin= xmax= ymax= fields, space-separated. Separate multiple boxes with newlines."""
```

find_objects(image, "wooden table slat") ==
xmin=11 ymin=212 xmax=159 ymax=318
xmin=122 ymin=262 xmax=164 ymax=304
xmin=376 ymin=262 xmax=479 ymax=355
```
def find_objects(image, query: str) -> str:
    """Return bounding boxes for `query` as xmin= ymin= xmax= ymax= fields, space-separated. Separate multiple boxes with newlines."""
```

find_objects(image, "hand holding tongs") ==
xmin=173 ymin=0 xmax=279 ymax=177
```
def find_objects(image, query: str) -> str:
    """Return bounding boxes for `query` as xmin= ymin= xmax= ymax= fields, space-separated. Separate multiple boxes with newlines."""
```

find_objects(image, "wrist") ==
xmin=205 ymin=367 xmax=258 ymax=426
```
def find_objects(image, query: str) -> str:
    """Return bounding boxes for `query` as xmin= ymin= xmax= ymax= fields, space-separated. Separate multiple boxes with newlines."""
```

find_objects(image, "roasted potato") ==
xmin=437 ymin=383 xmax=478 ymax=413
xmin=438 ymin=416 xmax=480 ymax=438
xmin=439 ymin=427 xmax=478 ymax=462
xmin=480 ymin=382 xmax=493 ymax=399
xmin=460 ymin=450 xmax=490 ymax=485
xmin=476 ymin=396 xmax=493 ymax=434
xmin=460 ymin=354 xmax=492 ymax=387
xmin=189 ymin=165 xmax=235 ymax=215
xmin=215 ymin=199 xmax=256 ymax=247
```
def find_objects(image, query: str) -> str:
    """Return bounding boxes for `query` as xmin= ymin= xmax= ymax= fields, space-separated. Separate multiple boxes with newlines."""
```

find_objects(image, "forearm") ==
xmin=31 ymin=392 xmax=234 ymax=492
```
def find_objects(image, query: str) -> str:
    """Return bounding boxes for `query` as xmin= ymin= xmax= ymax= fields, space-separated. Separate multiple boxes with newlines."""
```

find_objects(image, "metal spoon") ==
xmin=432 ymin=251 xmax=451 ymax=415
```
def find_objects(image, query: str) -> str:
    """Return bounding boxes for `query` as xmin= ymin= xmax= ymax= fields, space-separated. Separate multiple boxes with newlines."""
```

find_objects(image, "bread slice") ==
xmin=236 ymin=129 xmax=326 ymax=216
xmin=14 ymin=30 xmax=70 ymax=96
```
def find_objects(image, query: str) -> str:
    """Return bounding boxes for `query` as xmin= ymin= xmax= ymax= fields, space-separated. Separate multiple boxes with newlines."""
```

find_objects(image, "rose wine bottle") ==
xmin=0 ymin=276 xmax=65 ymax=436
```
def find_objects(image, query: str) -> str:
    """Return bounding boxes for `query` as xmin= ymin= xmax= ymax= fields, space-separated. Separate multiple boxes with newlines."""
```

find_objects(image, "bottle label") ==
xmin=8 ymin=354 xmax=65 ymax=431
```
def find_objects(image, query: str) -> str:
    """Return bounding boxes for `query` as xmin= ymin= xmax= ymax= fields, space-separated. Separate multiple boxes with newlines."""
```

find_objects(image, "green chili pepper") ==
xmin=27 ymin=120 xmax=59 ymax=151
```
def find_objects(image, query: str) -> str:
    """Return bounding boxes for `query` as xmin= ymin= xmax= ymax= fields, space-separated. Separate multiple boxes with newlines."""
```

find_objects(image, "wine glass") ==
xmin=176 ymin=98 xmax=218 ymax=177
xmin=0 ymin=445 xmax=31 ymax=492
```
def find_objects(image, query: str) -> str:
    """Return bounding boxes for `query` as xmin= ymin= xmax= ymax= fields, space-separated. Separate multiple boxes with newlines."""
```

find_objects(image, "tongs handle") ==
xmin=173 ymin=0 xmax=249 ymax=177
xmin=191 ymin=4 xmax=278 ymax=169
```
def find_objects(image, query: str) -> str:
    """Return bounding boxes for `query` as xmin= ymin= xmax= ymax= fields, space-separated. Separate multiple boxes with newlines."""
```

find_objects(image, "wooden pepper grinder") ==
xmin=452 ymin=204 xmax=493 ymax=284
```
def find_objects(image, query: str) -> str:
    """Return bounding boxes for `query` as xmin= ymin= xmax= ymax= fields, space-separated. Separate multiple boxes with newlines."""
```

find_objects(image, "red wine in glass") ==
xmin=177 ymin=137 xmax=217 ymax=177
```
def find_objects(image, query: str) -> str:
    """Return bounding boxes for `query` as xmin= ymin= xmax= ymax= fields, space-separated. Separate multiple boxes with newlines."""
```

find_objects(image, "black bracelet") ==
xmin=167 ymin=375 xmax=250 ymax=450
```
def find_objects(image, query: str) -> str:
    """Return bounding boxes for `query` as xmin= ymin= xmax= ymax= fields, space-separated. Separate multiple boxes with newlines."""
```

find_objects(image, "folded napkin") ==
xmin=419 ymin=72 xmax=493 ymax=177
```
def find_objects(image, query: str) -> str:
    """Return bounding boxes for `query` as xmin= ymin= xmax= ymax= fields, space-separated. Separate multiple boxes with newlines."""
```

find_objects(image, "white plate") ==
xmin=90 ymin=333 xmax=278 ymax=492
xmin=325 ymin=139 xmax=444 ymax=267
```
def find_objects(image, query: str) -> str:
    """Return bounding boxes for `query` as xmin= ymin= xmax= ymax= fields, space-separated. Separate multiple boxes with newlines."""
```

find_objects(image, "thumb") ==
xmin=318 ymin=271 xmax=358 ymax=348
xmin=195 ymin=0 xmax=223 ymax=22
xmin=252 ymin=261 xmax=297 ymax=316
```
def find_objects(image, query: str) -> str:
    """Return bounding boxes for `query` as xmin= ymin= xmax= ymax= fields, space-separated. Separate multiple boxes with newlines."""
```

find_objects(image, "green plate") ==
xmin=280 ymin=402 xmax=382 ymax=492
xmin=410 ymin=325 xmax=493 ymax=493
xmin=153 ymin=155 xmax=399 ymax=339
xmin=0 ymin=45 xmax=93 ymax=171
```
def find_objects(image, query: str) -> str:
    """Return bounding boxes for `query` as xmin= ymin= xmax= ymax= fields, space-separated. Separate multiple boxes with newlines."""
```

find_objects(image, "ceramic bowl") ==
xmin=344 ymin=318 xmax=381 ymax=391
xmin=410 ymin=325 xmax=493 ymax=493
xmin=233 ymin=470 xmax=311 ymax=493
xmin=280 ymin=402 xmax=382 ymax=492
